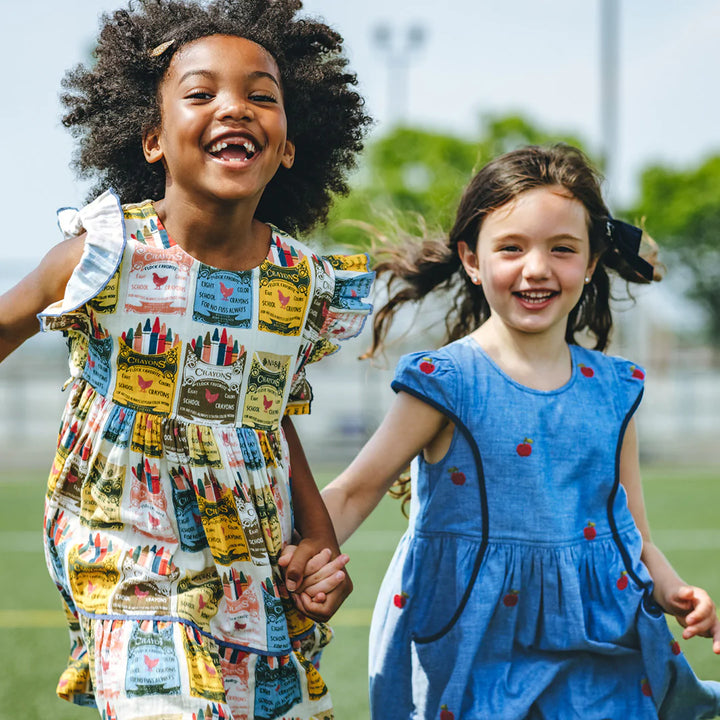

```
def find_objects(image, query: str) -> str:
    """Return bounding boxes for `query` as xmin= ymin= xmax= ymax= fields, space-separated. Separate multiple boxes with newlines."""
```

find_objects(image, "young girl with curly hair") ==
xmin=288 ymin=145 xmax=720 ymax=718
xmin=0 ymin=1 xmax=372 ymax=717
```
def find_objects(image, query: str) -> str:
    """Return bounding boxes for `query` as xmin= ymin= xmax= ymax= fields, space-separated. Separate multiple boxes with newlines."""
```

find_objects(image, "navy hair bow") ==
xmin=605 ymin=219 xmax=654 ymax=282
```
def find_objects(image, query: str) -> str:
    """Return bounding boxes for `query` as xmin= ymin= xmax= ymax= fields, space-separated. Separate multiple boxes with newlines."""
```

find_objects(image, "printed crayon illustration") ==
xmin=95 ymin=622 xmax=127 ymax=702
xmin=112 ymin=545 xmax=177 ymax=615
xmin=190 ymin=328 xmax=245 ymax=366
xmin=129 ymin=457 xmax=176 ymax=541
xmin=235 ymin=429 xmax=264 ymax=471
xmin=79 ymin=454 xmax=124 ymax=530
xmin=252 ymin=481 xmax=283 ymax=560
xmin=241 ymin=352 xmax=291 ymax=430
xmin=253 ymin=654 xmax=301 ymax=720
xmin=125 ymin=245 xmax=193 ymax=315
xmin=125 ymin=620 xmax=182 ymax=697
xmin=114 ymin=340 xmax=180 ymax=414
xmin=220 ymin=571 xmax=262 ymax=647
xmin=218 ymin=646 xmax=251 ymax=717
xmin=271 ymin=231 xmax=306 ymax=267
xmin=130 ymin=412 xmax=164 ymax=457
xmin=49 ymin=454 xmax=83 ymax=511
xmin=87 ymin=267 xmax=120 ymax=314
xmin=182 ymin=624 xmax=226 ymax=702
xmin=45 ymin=510 xmax=73 ymax=597
xmin=83 ymin=335 xmax=114 ymax=396
xmin=262 ymin=578 xmax=290 ymax=651
xmin=56 ymin=640 xmax=92 ymax=703
xmin=102 ymin=405 xmax=135 ymax=447
xmin=193 ymin=265 xmax=253 ymax=327
xmin=67 ymin=533 xmax=121 ymax=614
xmin=176 ymin=567 xmax=224 ymax=628
xmin=233 ymin=480 xmax=267 ymax=564
xmin=295 ymin=650 xmax=329 ymax=701
xmin=187 ymin=424 xmax=223 ymax=468
xmin=195 ymin=472 xmax=252 ymax=565
xmin=177 ymin=344 xmax=246 ymax=423
xmin=170 ymin=464 xmax=208 ymax=552
xmin=123 ymin=317 xmax=181 ymax=356
xmin=305 ymin=256 xmax=333 ymax=336
xmin=257 ymin=259 xmax=310 ymax=336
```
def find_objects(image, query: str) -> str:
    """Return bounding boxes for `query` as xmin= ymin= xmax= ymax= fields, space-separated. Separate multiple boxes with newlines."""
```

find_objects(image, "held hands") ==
xmin=662 ymin=585 xmax=720 ymax=654
xmin=278 ymin=541 xmax=352 ymax=624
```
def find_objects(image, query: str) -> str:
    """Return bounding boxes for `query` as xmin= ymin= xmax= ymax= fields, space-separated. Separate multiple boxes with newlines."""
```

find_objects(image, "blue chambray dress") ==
xmin=38 ymin=189 xmax=373 ymax=720
xmin=369 ymin=337 xmax=720 ymax=720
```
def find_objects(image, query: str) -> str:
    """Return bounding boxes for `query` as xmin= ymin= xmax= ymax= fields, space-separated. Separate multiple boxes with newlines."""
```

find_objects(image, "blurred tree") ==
xmin=631 ymin=156 xmax=720 ymax=343
xmin=322 ymin=113 xmax=590 ymax=249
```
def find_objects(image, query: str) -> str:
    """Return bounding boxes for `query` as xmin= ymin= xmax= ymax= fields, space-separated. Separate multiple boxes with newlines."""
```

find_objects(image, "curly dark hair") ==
xmin=367 ymin=144 xmax=661 ymax=357
xmin=60 ymin=0 xmax=371 ymax=235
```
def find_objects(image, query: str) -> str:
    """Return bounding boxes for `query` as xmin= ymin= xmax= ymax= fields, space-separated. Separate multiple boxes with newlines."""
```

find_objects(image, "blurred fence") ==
xmin=1 ymin=324 xmax=720 ymax=474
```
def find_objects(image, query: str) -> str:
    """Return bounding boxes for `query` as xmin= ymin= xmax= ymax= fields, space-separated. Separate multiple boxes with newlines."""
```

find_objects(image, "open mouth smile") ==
xmin=206 ymin=136 xmax=261 ymax=163
xmin=513 ymin=289 xmax=559 ymax=305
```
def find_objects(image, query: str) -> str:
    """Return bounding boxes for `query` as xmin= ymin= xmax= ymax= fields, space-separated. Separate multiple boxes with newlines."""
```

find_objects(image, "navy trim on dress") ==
xmin=391 ymin=380 xmax=489 ymax=644
xmin=606 ymin=387 xmax=662 ymax=616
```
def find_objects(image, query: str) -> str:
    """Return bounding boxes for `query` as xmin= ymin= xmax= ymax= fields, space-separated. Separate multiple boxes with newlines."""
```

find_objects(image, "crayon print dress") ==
xmin=369 ymin=339 xmax=720 ymax=719
xmin=39 ymin=189 xmax=373 ymax=720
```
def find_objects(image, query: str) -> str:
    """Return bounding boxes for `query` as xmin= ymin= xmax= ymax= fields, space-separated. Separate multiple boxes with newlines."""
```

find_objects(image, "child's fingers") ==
xmin=277 ymin=544 xmax=298 ymax=568
xmin=284 ymin=543 xmax=323 ymax=592
xmin=300 ymin=553 xmax=349 ymax=589
xmin=302 ymin=547 xmax=335 ymax=577
xmin=302 ymin=570 xmax=347 ymax=598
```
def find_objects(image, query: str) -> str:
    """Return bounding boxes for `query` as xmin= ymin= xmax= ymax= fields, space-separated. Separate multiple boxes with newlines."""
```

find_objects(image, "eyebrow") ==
xmin=177 ymin=69 xmax=281 ymax=88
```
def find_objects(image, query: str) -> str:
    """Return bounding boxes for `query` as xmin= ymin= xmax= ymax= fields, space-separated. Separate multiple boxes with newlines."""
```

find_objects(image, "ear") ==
xmin=143 ymin=126 xmax=164 ymax=165
xmin=280 ymin=139 xmax=295 ymax=169
xmin=586 ymin=254 xmax=599 ymax=282
xmin=457 ymin=240 xmax=481 ymax=284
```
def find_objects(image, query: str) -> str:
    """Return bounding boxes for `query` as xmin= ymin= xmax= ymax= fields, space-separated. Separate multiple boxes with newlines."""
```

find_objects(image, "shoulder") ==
xmin=573 ymin=346 xmax=645 ymax=383
xmin=392 ymin=342 xmax=465 ymax=412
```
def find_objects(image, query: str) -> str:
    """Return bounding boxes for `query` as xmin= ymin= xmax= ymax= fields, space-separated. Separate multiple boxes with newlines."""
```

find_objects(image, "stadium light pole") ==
xmin=372 ymin=23 xmax=427 ymax=126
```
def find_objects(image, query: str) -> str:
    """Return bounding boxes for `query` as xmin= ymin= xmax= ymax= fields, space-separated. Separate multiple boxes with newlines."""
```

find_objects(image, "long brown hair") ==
xmin=366 ymin=144 xmax=659 ymax=358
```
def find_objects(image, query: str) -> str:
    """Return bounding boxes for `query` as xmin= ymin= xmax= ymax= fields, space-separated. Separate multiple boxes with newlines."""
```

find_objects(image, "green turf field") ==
xmin=1 ymin=467 xmax=719 ymax=719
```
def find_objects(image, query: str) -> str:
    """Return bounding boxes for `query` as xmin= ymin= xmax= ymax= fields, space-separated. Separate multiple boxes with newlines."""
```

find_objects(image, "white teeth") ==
xmin=208 ymin=139 xmax=257 ymax=154
xmin=519 ymin=290 xmax=554 ymax=303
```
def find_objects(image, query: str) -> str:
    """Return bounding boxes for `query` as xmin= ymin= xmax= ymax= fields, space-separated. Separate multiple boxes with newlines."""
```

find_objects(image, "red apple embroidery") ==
xmin=516 ymin=438 xmax=533 ymax=457
xmin=616 ymin=571 xmax=628 ymax=590
xmin=503 ymin=590 xmax=519 ymax=607
xmin=440 ymin=705 xmax=454 ymax=720
xmin=670 ymin=640 xmax=681 ymax=656
xmin=583 ymin=522 xmax=597 ymax=540
xmin=641 ymin=678 xmax=652 ymax=697
xmin=393 ymin=592 xmax=408 ymax=609
xmin=631 ymin=366 xmax=645 ymax=380
xmin=449 ymin=467 xmax=466 ymax=486
xmin=419 ymin=357 xmax=436 ymax=374
xmin=579 ymin=364 xmax=594 ymax=378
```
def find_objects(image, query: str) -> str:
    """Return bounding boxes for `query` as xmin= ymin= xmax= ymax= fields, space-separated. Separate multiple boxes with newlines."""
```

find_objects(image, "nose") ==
xmin=522 ymin=248 xmax=551 ymax=280
xmin=216 ymin=94 xmax=254 ymax=122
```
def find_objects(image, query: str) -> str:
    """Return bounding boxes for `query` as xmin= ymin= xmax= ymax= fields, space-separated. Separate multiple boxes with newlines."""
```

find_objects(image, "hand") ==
xmin=665 ymin=585 xmax=720 ymax=654
xmin=278 ymin=544 xmax=352 ymax=623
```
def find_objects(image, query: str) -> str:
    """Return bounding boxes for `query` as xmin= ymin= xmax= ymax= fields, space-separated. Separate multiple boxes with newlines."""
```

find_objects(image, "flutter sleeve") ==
xmin=38 ymin=189 xmax=126 ymax=378
xmin=284 ymin=252 xmax=374 ymax=416
xmin=609 ymin=355 xmax=646 ymax=421
xmin=391 ymin=348 xmax=461 ymax=420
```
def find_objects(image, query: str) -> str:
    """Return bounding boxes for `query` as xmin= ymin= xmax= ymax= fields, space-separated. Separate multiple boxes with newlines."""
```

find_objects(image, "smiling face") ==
xmin=143 ymin=34 xmax=295 ymax=207
xmin=459 ymin=185 xmax=598 ymax=342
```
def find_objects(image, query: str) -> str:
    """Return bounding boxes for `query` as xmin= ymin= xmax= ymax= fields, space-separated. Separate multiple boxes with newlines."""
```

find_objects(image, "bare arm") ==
xmin=279 ymin=415 xmax=351 ymax=620
xmin=620 ymin=418 xmax=720 ymax=652
xmin=321 ymin=390 xmax=450 ymax=546
xmin=0 ymin=234 xmax=85 ymax=364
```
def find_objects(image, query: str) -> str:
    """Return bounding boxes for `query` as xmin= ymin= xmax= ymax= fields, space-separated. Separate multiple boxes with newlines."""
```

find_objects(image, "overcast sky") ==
xmin=3 ymin=0 xmax=719 ymax=264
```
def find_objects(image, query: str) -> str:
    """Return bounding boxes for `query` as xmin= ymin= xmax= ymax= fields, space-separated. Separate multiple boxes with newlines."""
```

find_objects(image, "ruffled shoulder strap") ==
xmin=39 ymin=189 xmax=126 ymax=324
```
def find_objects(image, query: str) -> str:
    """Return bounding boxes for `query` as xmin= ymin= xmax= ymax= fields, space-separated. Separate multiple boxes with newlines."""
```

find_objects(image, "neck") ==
xmin=471 ymin=317 xmax=572 ymax=391
xmin=153 ymin=187 xmax=271 ymax=271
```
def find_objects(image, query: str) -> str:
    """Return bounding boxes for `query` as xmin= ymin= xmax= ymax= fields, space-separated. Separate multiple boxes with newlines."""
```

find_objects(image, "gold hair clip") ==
xmin=149 ymin=39 xmax=175 ymax=58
